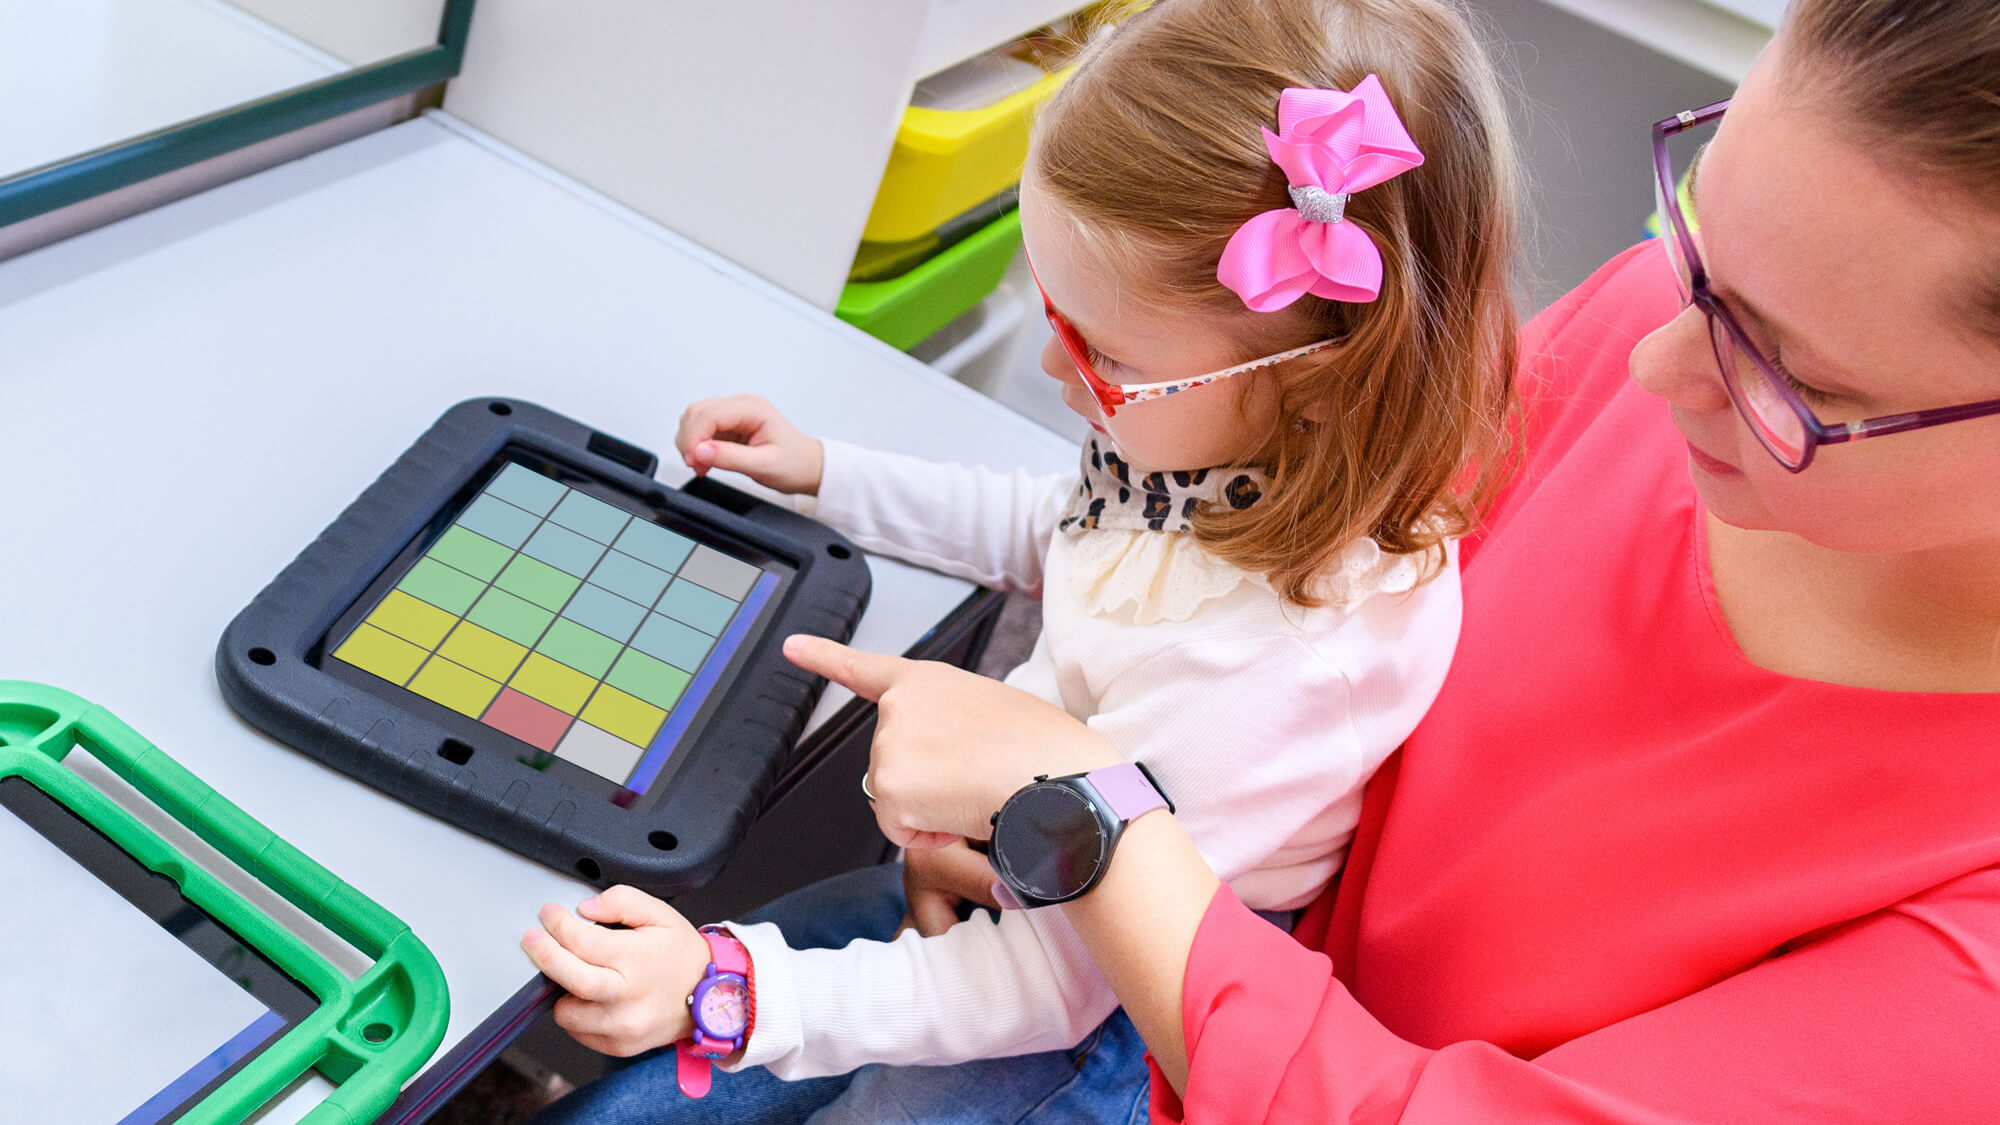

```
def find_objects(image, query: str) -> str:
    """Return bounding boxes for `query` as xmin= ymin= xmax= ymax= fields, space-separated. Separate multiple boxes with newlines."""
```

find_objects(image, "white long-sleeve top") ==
xmin=725 ymin=439 xmax=1460 ymax=1079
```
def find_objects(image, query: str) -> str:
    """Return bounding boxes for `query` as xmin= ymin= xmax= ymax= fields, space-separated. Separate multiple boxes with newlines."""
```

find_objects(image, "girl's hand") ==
xmin=903 ymin=836 xmax=1003 ymax=936
xmin=782 ymin=634 xmax=1121 ymax=848
xmin=520 ymin=886 xmax=711 ymax=1057
xmin=675 ymin=394 xmax=824 ymax=495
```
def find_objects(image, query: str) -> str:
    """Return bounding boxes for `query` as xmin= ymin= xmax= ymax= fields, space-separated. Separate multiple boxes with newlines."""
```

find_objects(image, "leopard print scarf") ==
xmin=1057 ymin=436 xmax=1269 ymax=535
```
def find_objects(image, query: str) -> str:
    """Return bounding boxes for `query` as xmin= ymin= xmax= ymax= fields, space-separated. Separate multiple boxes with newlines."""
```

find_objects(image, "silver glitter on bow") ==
xmin=1288 ymin=184 xmax=1349 ymax=224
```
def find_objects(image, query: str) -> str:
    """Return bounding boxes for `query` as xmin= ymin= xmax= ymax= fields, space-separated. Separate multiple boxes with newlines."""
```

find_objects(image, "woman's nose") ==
xmin=1631 ymin=303 xmax=1733 ymax=414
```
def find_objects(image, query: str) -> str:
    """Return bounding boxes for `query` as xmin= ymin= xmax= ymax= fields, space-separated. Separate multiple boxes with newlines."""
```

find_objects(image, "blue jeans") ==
xmin=528 ymin=863 xmax=1151 ymax=1125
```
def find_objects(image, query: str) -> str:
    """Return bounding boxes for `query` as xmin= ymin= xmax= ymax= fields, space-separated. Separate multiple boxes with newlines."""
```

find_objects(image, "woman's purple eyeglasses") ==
xmin=1653 ymin=99 xmax=2000 ymax=471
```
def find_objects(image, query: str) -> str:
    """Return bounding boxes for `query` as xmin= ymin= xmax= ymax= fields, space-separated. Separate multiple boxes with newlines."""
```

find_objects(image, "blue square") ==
xmin=457 ymin=494 xmax=539 ymax=549
xmin=549 ymin=490 xmax=633 ymax=544
xmin=613 ymin=520 xmax=695 ymax=573
xmin=560 ymin=584 xmax=646 ymax=642
xmin=631 ymin=613 xmax=713 ymax=673
xmin=521 ymin=522 xmax=607 ymax=578
xmin=591 ymin=550 xmax=671 ymax=608
xmin=657 ymin=578 xmax=737 ymax=635
xmin=485 ymin=463 xmax=567 ymax=516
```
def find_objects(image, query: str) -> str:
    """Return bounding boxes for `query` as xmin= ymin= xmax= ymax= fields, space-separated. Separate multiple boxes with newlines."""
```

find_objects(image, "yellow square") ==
xmin=366 ymin=588 xmax=459 ymax=650
xmin=437 ymin=621 xmax=528 ymax=683
xmin=508 ymin=652 xmax=597 ymax=716
xmin=332 ymin=623 xmax=428 ymax=685
xmin=579 ymin=684 xmax=667 ymax=746
xmin=407 ymin=655 xmax=502 ymax=718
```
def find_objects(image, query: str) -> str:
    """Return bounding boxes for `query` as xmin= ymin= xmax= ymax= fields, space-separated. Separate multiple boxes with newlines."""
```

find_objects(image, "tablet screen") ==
xmin=324 ymin=458 xmax=786 ymax=801
xmin=0 ymin=778 xmax=318 ymax=1125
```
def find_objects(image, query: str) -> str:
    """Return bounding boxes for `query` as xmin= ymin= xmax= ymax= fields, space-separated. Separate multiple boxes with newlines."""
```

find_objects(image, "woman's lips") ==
xmin=1686 ymin=441 xmax=1741 ymax=477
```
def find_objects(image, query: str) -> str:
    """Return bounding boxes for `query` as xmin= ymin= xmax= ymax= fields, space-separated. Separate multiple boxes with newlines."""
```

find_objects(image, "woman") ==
xmin=778 ymin=2 xmax=2000 ymax=1119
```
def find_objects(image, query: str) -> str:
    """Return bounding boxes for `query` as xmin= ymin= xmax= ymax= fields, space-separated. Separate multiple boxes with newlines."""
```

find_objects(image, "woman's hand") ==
xmin=903 ymin=837 xmax=1002 ymax=936
xmin=675 ymin=394 xmax=824 ymax=495
xmin=521 ymin=886 xmax=711 ymax=1057
xmin=783 ymin=634 xmax=1120 ymax=848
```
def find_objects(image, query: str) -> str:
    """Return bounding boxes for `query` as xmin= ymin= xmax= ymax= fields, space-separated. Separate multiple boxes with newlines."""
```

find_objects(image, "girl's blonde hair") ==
xmin=1033 ymin=0 xmax=1522 ymax=605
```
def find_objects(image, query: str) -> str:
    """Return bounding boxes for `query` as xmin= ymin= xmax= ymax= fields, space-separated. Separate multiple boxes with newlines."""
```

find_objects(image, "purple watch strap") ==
xmin=1086 ymin=762 xmax=1170 ymax=822
xmin=989 ymin=879 xmax=1025 ymax=911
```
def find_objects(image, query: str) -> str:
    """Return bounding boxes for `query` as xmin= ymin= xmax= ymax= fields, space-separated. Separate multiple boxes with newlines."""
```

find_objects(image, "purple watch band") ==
xmin=1086 ymin=762 xmax=1171 ymax=822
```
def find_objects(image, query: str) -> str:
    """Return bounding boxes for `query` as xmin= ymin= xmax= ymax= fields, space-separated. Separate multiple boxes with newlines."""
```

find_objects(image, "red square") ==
xmin=481 ymin=687 xmax=573 ymax=752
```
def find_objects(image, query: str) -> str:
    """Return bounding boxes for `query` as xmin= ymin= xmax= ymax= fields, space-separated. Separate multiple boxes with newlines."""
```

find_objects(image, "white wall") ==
xmin=221 ymin=0 xmax=446 ymax=66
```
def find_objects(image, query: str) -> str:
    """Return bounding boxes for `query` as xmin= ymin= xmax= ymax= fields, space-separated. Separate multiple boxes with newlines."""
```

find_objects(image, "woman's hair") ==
xmin=1031 ymin=0 xmax=1522 ymax=606
xmin=1783 ymin=0 xmax=2000 ymax=340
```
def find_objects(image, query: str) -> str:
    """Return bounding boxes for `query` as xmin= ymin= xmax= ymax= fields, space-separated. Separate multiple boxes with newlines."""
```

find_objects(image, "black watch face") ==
xmin=993 ymin=783 xmax=1109 ymax=902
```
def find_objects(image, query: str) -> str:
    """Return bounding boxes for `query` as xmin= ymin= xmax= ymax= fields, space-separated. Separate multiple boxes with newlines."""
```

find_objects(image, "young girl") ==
xmin=524 ymin=0 xmax=1519 ymax=1118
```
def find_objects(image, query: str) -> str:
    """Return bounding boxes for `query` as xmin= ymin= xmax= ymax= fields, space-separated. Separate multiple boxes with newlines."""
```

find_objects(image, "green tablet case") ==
xmin=0 ymin=681 xmax=448 ymax=1125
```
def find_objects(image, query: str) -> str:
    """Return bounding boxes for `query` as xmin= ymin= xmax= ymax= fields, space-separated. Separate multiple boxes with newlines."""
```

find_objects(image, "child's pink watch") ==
xmin=675 ymin=926 xmax=752 ymax=1098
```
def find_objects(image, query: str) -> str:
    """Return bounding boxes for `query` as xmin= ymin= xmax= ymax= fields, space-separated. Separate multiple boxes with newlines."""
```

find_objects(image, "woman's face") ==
xmin=1629 ymin=43 xmax=2000 ymax=555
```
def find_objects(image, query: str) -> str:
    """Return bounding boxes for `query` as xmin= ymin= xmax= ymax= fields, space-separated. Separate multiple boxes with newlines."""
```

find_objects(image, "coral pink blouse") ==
xmin=1155 ymin=242 xmax=2000 ymax=1123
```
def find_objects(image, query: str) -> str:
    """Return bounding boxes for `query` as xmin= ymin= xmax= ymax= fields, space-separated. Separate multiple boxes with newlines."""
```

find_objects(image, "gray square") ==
xmin=677 ymin=545 xmax=759 ymax=599
xmin=555 ymin=719 xmax=647 ymax=783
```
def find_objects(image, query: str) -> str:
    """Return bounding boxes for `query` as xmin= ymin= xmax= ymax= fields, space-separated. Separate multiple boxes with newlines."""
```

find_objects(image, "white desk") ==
xmin=0 ymin=114 xmax=1076 ymax=1119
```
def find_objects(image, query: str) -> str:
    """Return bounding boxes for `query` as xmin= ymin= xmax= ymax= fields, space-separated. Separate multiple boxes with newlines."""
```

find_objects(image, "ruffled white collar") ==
xmin=1054 ymin=437 xmax=1426 ymax=624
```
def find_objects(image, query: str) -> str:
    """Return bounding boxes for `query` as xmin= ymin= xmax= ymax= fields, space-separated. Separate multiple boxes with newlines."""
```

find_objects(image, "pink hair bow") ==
xmin=1216 ymin=75 xmax=1425 ymax=311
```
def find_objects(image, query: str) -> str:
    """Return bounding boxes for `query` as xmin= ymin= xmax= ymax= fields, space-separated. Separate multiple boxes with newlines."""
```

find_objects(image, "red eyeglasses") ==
xmin=1028 ymin=259 xmax=1336 ymax=418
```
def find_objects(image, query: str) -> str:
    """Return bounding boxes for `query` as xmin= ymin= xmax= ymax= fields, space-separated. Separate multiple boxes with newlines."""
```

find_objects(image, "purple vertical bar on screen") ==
xmin=624 ymin=571 xmax=781 ymax=795
xmin=118 ymin=1009 xmax=287 ymax=1125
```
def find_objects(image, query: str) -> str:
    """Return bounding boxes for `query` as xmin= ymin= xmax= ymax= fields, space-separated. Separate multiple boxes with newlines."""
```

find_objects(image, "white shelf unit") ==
xmin=438 ymin=0 xmax=1770 ymax=435
xmin=441 ymin=0 xmax=1087 ymax=314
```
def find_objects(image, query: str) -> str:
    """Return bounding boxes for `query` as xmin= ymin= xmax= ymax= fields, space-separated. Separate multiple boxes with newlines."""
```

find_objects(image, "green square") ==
xmin=396 ymin=556 xmax=484 ymax=616
xmin=605 ymin=648 xmax=693 ymax=712
xmin=495 ymin=553 xmax=583 ymax=612
xmin=535 ymin=618 xmax=621 ymax=679
xmin=466 ymin=586 xmax=556 ymax=647
xmin=429 ymin=525 xmax=513 ymax=582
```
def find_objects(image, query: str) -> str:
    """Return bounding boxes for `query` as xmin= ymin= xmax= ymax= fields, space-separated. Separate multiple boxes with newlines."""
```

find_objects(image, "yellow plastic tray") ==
xmin=862 ymin=66 xmax=1070 ymax=244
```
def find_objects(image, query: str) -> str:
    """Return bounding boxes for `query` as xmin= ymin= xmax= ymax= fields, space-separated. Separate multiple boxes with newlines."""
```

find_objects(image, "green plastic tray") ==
xmin=0 ymin=682 xmax=448 ymax=1125
xmin=837 ymin=207 xmax=1022 ymax=351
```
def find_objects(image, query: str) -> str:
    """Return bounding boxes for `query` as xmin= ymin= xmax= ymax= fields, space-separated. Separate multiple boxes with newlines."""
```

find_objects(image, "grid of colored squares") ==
xmin=331 ymin=463 xmax=766 ymax=787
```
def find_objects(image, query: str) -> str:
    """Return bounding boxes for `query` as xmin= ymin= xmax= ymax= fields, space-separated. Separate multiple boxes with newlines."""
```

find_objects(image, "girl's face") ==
xmin=1628 ymin=42 xmax=2000 ymax=555
xmin=1020 ymin=178 xmax=1294 ymax=471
